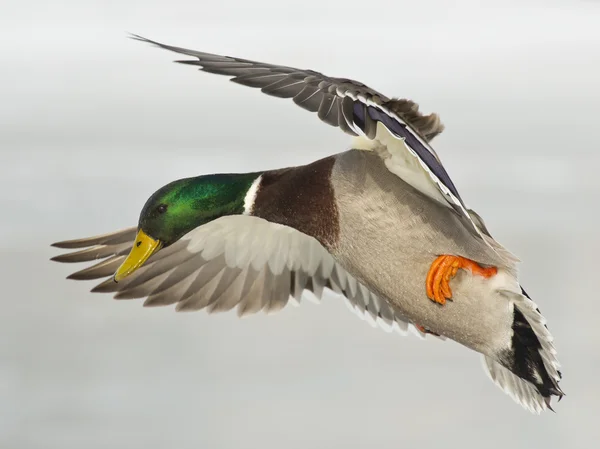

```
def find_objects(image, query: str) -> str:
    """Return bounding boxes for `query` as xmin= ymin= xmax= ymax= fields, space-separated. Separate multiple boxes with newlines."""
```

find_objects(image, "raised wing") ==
xmin=52 ymin=215 xmax=430 ymax=338
xmin=131 ymin=35 xmax=496 ymax=249
xmin=131 ymin=36 xmax=443 ymax=141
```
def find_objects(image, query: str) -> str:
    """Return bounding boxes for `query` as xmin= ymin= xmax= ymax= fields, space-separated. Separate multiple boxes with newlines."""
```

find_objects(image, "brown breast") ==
xmin=251 ymin=156 xmax=340 ymax=249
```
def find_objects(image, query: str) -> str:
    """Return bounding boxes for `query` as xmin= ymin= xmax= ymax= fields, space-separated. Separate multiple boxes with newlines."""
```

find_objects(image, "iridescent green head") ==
xmin=114 ymin=172 xmax=259 ymax=281
xmin=139 ymin=173 xmax=258 ymax=245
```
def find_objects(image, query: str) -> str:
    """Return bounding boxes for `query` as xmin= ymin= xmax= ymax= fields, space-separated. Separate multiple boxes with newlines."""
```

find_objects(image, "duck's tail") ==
xmin=482 ymin=287 xmax=564 ymax=414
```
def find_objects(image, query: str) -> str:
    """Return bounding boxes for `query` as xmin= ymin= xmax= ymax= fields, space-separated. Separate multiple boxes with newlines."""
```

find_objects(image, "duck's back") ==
xmin=329 ymin=149 xmax=515 ymax=354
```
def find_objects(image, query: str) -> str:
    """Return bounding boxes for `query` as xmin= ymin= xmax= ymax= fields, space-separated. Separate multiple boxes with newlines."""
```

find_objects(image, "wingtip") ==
xmin=128 ymin=33 xmax=161 ymax=48
xmin=128 ymin=34 xmax=184 ymax=62
xmin=50 ymin=254 xmax=68 ymax=262
xmin=90 ymin=278 xmax=117 ymax=293
xmin=174 ymin=59 xmax=199 ymax=65
xmin=51 ymin=239 xmax=87 ymax=249
xmin=51 ymin=240 xmax=72 ymax=249
xmin=128 ymin=33 xmax=148 ymax=42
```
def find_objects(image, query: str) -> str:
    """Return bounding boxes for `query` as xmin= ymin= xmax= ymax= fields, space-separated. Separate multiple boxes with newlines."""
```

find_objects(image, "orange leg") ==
xmin=414 ymin=323 xmax=440 ymax=336
xmin=426 ymin=255 xmax=497 ymax=305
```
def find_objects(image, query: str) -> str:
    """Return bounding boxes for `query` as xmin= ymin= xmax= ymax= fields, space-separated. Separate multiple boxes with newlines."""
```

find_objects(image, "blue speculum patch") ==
xmin=352 ymin=101 xmax=462 ymax=201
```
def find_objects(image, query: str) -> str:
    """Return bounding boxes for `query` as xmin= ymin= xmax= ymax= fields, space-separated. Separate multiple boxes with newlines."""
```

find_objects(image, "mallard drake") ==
xmin=51 ymin=36 xmax=563 ymax=413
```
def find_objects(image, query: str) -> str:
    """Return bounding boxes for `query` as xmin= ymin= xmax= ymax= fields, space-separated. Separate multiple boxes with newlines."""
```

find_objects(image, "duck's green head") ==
xmin=114 ymin=173 xmax=259 ymax=282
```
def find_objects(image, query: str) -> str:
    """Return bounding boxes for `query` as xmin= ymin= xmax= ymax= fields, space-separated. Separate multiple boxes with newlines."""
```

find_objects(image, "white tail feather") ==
xmin=482 ymin=356 xmax=547 ymax=414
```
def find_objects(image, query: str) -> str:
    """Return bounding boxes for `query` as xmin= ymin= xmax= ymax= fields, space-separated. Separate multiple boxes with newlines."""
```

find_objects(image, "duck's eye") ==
xmin=157 ymin=204 xmax=168 ymax=214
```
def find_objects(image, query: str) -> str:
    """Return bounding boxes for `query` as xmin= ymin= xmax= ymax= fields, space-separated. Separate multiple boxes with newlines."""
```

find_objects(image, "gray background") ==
xmin=2 ymin=0 xmax=599 ymax=448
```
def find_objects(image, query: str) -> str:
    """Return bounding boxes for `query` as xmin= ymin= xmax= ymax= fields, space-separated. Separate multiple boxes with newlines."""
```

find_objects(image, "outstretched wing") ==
xmin=131 ymin=35 xmax=495 ymax=249
xmin=52 ymin=215 xmax=430 ymax=338
xmin=131 ymin=36 xmax=444 ymax=142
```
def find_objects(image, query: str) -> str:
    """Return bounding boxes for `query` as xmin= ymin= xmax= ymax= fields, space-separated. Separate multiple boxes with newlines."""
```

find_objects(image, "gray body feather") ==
xmin=330 ymin=150 xmax=514 ymax=355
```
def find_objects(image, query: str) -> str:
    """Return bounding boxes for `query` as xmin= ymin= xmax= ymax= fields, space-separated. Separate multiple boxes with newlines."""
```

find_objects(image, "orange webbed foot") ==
xmin=425 ymin=255 xmax=498 ymax=305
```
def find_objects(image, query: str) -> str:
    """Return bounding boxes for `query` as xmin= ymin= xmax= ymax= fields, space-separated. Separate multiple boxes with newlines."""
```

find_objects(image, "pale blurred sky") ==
xmin=2 ymin=1 xmax=600 ymax=448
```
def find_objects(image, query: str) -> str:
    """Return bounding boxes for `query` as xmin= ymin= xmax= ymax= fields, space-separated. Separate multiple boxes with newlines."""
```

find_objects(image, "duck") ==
xmin=51 ymin=35 xmax=563 ymax=413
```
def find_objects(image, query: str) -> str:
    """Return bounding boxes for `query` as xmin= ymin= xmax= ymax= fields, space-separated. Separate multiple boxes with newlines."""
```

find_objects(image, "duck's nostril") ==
xmin=136 ymin=241 xmax=142 ymax=247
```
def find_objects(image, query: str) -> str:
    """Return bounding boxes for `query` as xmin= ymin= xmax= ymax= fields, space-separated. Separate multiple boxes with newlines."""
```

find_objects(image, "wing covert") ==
xmin=52 ymin=216 xmax=430 ymax=338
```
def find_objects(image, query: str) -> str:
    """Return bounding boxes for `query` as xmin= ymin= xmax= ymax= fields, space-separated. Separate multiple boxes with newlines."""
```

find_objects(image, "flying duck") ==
xmin=51 ymin=36 xmax=563 ymax=413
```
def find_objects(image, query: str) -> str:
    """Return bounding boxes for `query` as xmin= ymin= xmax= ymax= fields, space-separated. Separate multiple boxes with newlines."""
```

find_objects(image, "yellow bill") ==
xmin=114 ymin=229 xmax=162 ymax=282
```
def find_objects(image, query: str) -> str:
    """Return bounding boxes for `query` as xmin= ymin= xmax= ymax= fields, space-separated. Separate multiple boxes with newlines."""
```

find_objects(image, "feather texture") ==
xmin=52 ymin=215 xmax=420 ymax=335
xmin=131 ymin=35 xmax=502 ymax=257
